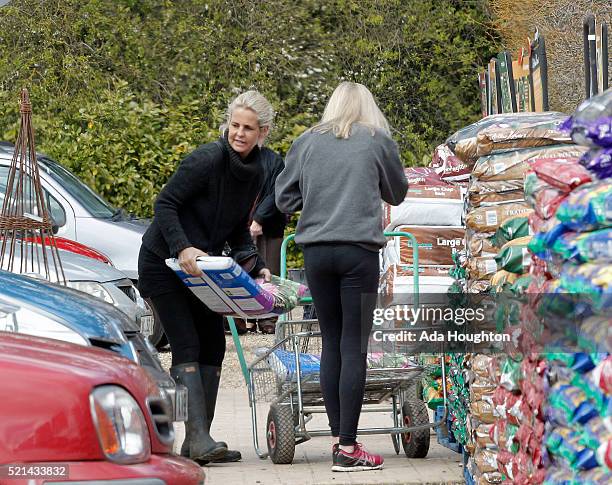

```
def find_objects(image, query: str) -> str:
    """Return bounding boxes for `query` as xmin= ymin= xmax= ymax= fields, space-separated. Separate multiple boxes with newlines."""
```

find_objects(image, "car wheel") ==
xmin=144 ymin=297 xmax=168 ymax=349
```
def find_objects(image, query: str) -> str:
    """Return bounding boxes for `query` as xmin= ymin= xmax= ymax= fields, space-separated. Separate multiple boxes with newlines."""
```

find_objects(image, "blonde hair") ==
xmin=222 ymin=90 xmax=275 ymax=133
xmin=311 ymin=82 xmax=391 ymax=138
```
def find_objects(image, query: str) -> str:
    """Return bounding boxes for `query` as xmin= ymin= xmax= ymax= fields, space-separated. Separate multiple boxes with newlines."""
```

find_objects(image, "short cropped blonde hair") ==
xmin=223 ymin=90 xmax=275 ymax=132
xmin=311 ymin=82 xmax=391 ymax=138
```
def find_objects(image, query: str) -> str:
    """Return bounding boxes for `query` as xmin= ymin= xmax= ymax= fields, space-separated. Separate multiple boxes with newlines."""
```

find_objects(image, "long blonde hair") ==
xmin=311 ymin=82 xmax=391 ymax=138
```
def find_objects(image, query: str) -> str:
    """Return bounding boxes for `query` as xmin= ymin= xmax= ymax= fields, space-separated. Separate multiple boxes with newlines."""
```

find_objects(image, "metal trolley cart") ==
xmin=227 ymin=231 xmax=448 ymax=464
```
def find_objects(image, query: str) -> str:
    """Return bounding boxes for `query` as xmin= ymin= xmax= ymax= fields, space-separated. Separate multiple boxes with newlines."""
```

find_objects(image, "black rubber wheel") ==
xmin=401 ymin=400 xmax=430 ymax=458
xmin=266 ymin=404 xmax=296 ymax=464
xmin=144 ymin=298 xmax=168 ymax=349
xmin=391 ymin=427 xmax=401 ymax=454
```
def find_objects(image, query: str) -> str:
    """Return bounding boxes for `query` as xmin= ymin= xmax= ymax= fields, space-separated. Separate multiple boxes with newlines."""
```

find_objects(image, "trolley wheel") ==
xmin=405 ymin=379 xmax=424 ymax=401
xmin=266 ymin=404 xmax=296 ymax=464
xmin=401 ymin=400 xmax=430 ymax=458
xmin=391 ymin=429 xmax=401 ymax=455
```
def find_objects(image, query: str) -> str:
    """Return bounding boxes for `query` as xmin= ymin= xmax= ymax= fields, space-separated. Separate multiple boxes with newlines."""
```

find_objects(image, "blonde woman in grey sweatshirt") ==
xmin=276 ymin=82 xmax=408 ymax=472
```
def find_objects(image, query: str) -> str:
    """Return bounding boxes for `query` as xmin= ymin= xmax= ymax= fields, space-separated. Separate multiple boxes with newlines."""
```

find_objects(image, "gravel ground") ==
xmin=158 ymin=332 xmax=275 ymax=389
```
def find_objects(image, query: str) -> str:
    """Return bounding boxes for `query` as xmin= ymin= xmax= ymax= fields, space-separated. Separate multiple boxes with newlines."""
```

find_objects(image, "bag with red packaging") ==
xmin=403 ymin=167 xmax=448 ymax=186
xmin=590 ymin=356 xmax=612 ymax=395
xmin=530 ymin=157 xmax=593 ymax=192
xmin=430 ymin=143 xmax=472 ymax=182
xmin=533 ymin=187 xmax=568 ymax=219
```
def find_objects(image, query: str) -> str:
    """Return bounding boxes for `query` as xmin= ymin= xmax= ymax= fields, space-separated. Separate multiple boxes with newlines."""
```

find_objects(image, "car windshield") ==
xmin=38 ymin=157 xmax=116 ymax=218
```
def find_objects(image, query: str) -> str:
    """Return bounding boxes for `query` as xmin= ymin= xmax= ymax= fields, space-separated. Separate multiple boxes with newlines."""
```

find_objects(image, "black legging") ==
xmin=149 ymin=288 xmax=226 ymax=367
xmin=303 ymin=243 xmax=379 ymax=446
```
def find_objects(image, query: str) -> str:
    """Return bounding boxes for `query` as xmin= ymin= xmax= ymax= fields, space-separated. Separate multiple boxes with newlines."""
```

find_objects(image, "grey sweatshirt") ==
xmin=275 ymin=124 xmax=408 ymax=247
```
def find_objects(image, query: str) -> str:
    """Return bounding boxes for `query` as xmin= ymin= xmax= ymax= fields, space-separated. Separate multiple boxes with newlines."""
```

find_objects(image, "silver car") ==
xmin=0 ymin=143 xmax=169 ymax=343
xmin=0 ymin=143 xmax=147 ymax=281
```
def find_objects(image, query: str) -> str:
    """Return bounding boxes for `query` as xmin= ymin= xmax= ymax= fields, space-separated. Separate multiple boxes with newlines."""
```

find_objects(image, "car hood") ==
xmin=0 ymin=269 xmax=138 ymax=339
xmin=0 ymin=332 xmax=165 ymax=462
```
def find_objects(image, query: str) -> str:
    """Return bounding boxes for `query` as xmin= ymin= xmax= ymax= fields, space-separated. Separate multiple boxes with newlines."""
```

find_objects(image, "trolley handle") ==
xmin=279 ymin=231 xmax=420 ymax=308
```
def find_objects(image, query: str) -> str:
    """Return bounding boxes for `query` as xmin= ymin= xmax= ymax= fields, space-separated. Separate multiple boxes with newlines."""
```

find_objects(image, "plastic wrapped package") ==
xmin=476 ymin=118 xmax=573 ymax=158
xmin=590 ymin=356 xmax=612 ymax=395
xmin=491 ymin=419 xmax=519 ymax=452
xmin=468 ymin=279 xmax=492 ymax=294
xmin=468 ymin=234 xmax=498 ymax=258
xmin=166 ymin=257 xmax=307 ymax=318
xmin=490 ymin=215 xmax=531 ymax=247
xmin=403 ymin=167 xmax=448 ymax=186
xmin=447 ymin=112 xmax=568 ymax=162
xmin=555 ymin=180 xmax=612 ymax=231
xmin=430 ymin=143 xmax=472 ymax=182
xmin=578 ymin=315 xmax=611 ymax=355
xmin=581 ymin=416 xmax=612 ymax=451
xmin=495 ymin=236 xmax=533 ymax=274
xmin=546 ymin=383 xmax=599 ymax=427
xmin=597 ymin=440 xmax=612 ymax=469
xmin=581 ymin=147 xmax=612 ymax=180
xmin=550 ymin=229 xmax=612 ymax=264
xmin=561 ymin=89 xmax=612 ymax=147
xmin=466 ymin=202 xmax=533 ymax=232
xmin=385 ymin=225 xmax=465 ymax=265
xmin=560 ymin=263 xmax=611 ymax=312
xmin=267 ymin=349 xmax=320 ymax=382
xmin=468 ymin=179 xmax=525 ymax=208
xmin=470 ymin=376 xmax=497 ymax=402
xmin=491 ymin=270 xmax=520 ymax=291
xmin=474 ymin=448 xmax=500 ymax=474
xmin=529 ymin=211 xmax=549 ymax=234
xmin=500 ymin=356 xmax=522 ymax=392
xmin=468 ymin=256 xmax=498 ymax=280
xmin=472 ymin=145 xmax=588 ymax=182
xmin=382 ymin=185 xmax=464 ymax=229
xmin=474 ymin=422 xmax=496 ymax=449
xmin=472 ymin=354 xmax=497 ymax=377
xmin=571 ymin=372 xmax=609 ymax=417
xmin=471 ymin=399 xmax=496 ymax=424
xmin=528 ymin=222 xmax=569 ymax=259
xmin=529 ymin=157 xmax=593 ymax=192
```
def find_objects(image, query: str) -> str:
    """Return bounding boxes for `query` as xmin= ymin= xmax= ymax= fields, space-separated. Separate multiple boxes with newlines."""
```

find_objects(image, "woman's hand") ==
xmin=258 ymin=267 xmax=272 ymax=282
xmin=250 ymin=220 xmax=263 ymax=238
xmin=178 ymin=246 xmax=208 ymax=276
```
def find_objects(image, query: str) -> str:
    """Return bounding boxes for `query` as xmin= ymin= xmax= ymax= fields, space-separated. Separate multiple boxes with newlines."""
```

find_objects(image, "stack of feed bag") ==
xmin=464 ymin=353 xmax=504 ymax=485
xmin=460 ymin=113 xmax=588 ymax=294
xmin=379 ymin=167 xmax=465 ymax=307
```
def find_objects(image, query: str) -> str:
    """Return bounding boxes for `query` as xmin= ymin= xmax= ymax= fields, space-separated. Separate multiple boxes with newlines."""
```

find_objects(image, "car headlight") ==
xmin=67 ymin=281 xmax=115 ymax=304
xmin=0 ymin=305 xmax=89 ymax=346
xmin=90 ymin=385 xmax=151 ymax=464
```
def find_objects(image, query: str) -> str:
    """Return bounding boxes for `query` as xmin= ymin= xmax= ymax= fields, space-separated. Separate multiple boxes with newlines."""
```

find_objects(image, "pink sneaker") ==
xmin=332 ymin=443 xmax=384 ymax=472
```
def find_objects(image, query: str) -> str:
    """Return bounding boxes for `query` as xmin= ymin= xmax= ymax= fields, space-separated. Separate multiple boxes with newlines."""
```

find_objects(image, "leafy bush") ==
xmin=0 ymin=0 xmax=498 ymax=266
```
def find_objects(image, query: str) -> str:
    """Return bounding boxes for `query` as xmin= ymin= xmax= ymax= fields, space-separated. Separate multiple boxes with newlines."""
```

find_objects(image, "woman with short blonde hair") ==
xmin=276 ymin=82 xmax=407 ymax=472
xmin=139 ymin=89 xmax=274 ymax=465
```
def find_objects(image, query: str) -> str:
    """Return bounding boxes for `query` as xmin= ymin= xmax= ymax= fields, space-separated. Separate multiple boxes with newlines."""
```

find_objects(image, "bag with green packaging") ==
xmin=495 ymin=236 xmax=533 ymax=274
xmin=490 ymin=215 xmax=530 ymax=248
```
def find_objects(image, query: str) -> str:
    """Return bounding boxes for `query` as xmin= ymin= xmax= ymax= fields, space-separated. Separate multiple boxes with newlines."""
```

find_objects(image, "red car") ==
xmin=0 ymin=332 xmax=204 ymax=485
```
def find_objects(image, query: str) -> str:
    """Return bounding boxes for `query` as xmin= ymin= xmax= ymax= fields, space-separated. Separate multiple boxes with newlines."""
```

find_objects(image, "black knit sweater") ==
xmin=141 ymin=134 xmax=266 ymax=274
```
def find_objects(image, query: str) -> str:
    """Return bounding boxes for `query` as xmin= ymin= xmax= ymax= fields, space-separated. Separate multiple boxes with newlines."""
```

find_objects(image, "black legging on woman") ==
xmin=303 ymin=243 xmax=379 ymax=446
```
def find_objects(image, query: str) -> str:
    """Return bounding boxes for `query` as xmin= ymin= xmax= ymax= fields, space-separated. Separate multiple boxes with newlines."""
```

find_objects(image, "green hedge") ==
xmin=0 ymin=0 xmax=498 ymax=267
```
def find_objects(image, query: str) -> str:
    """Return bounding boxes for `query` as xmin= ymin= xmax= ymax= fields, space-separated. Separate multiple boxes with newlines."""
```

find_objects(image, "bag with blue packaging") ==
xmin=166 ymin=256 xmax=307 ymax=318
